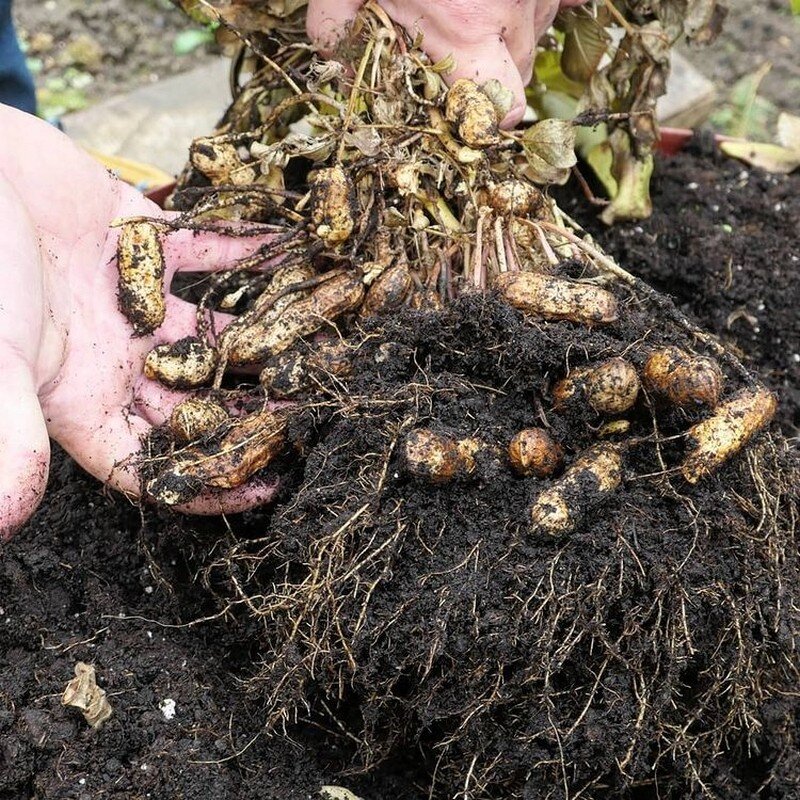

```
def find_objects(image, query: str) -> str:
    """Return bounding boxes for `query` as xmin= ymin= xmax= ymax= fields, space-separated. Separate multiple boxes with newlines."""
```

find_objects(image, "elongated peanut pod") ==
xmin=310 ymin=165 xmax=356 ymax=246
xmin=643 ymin=347 xmax=723 ymax=408
xmin=553 ymin=358 xmax=640 ymax=415
xmin=360 ymin=264 xmax=413 ymax=317
xmin=530 ymin=444 xmax=624 ymax=536
xmin=404 ymin=429 xmax=484 ymax=484
xmin=169 ymin=398 xmax=229 ymax=444
xmin=148 ymin=408 xmax=288 ymax=505
xmin=494 ymin=272 xmax=618 ymax=325
xmin=225 ymin=264 xmax=316 ymax=366
xmin=244 ymin=272 xmax=365 ymax=361
xmin=681 ymin=387 xmax=777 ymax=484
xmin=260 ymin=341 xmax=353 ymax=398
xmin=508 ymin=429 xmax=564 ymax=478
xmin=144 ymin=337 xmax=218 ymax=389
xmin=116 ymin=220 xmax=166 ymax=335
xmin=445 ymin=79 xmax=500 ymax=148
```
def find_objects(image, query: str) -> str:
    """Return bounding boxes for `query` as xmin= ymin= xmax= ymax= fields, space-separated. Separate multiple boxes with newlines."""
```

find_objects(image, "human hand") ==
xmin=0 ymin=105 xmax=280 ymax=539
xmin=307 ymin=0 xmax=585 ymax=127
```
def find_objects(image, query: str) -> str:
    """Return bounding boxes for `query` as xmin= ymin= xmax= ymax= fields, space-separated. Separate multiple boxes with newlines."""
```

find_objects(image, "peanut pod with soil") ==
xmin=116 ymin=7 xmax=799 ymax=799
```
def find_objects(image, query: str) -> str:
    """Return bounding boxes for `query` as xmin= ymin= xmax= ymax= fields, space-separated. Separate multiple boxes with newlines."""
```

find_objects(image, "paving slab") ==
xmin=64 ymin=52 xmax=715 ymax=179
xmin=64 ymin=59 xmax=231 ymax=178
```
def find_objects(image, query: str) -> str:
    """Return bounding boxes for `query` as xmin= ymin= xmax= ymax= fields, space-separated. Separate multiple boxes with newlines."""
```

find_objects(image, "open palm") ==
xmin=0 ymin=105 xmax=278 ymax=538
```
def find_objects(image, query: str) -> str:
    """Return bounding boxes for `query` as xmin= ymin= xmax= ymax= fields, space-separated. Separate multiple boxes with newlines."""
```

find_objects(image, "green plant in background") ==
xmin=530 ymin=0 xmax=725 ymax=224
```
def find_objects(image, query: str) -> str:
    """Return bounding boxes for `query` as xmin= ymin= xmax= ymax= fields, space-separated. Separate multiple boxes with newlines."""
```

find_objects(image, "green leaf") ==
xmin=532 ymin=50 xmax=585 ymax=99
xmin=173 ymin=27 xmax=215 ymax=55
xmin=791 ymin=0 xmax=800 ymax=15
xmin=561 ymin=15 xmax=610 ymax=83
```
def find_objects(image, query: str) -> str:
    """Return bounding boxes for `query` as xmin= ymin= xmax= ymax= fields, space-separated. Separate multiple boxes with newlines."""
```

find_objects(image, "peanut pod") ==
xmin=681 ymin=387 xmax=777 ymax=484
xmin=508 ymin=429 xmax=564 ymax=478
xmin=148 ymin=408 xmax=288 ymax=506
xmin=494 ymin=272 xmax=618 ymax=325
xmin=169 ymin=398 xmax=229 ymax=444
xmin=403 ymin=429 xmax=486 ymax=484
xmin=224 ymin=263 xmax=316 ymax=366
xmin=260 ymin=341 xmax=353 ymax=398
xmin=530 ymin=444 xmax=624 ymax=536
xmin=553 ymin=358 xmax=640 ymax=415
xmin=190 ymin=136 xmax=256 ymax=185
xmin=643 ymin=346 xmax=723 ymax=408
xmin=445 ymin=79 xmax=500 ymax=148
xmin=116 ymin=219 xmax=166 ymax=336
xmin=486 ymin=180 xmax=544 ymax=217
xmin=239 ymin=272 xmax=365 ymax=361
xmin=310 ymin=164 xmax=356 ymax=246
xmin=360 ymin=264 xmax=413 ymax=317
xmin=144 ymin=337 xmax=218 ymax=389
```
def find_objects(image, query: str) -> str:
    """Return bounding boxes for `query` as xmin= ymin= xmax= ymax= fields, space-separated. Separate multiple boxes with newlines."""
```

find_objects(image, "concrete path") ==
xmin=63 ymin=54 xmax=715 ymax=179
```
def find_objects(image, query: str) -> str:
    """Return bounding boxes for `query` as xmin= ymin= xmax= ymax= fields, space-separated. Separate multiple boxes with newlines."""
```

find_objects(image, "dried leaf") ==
xmin=61 ymin=662 xmax=113 ymax=729
xmin=776 ymin=112 xmax=800 ymax=151
xmin=481 ymin=79 xmax=515 ymax=119
xmin=559 ymin=12 xmax=611 ymax=83
xmin=520 ymin=119 xmax=577 ymax=184
xmin=321 ymin=788 xmax=364 ymax=800
xmin=719 ymin=141 xmax=800 ymax=174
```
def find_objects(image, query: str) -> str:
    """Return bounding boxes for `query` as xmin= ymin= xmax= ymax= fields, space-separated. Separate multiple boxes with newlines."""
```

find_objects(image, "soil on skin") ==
xmin=2 ymin=154 xmax=799 ymax=800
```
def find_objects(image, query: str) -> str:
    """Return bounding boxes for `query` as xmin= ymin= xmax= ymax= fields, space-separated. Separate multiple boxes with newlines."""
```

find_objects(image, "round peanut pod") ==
xmin=584 ymin=358 xmax=641 ymax=415
xmin=487 ymin=181 xmax=544 ymax=217
xmin=168 ymin=398 xmax=229 ymax=444
xmin=403 ymin=429 xmax=481 ymax=485
xmin=508 ymin=429 xmax=564 ymax=478
xmin=445 ymin=79 xmax=500 ymax=148
xmin=144 ymin=337 xmax=218 ymax=389
xmin=643 ymin=346 xmax=723 ymax=408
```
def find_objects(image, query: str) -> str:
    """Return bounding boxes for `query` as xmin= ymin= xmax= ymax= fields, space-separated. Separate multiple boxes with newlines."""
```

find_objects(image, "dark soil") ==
xmin=2 ymin=152 xmax=799 ymax=800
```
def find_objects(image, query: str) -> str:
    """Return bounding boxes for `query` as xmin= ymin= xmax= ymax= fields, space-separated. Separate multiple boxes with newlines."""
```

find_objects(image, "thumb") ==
xmin=0 ymin=360 xmax=50 ymax=540
xmin=430 ymin=36 xmax=529 ymax=128
xmin=306 ymin=0 xmax=365 ymax=52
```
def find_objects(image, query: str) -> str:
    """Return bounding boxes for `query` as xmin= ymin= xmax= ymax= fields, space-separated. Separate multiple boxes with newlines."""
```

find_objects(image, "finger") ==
xmin=160 ymin=225 xmax=282 ymax=277
xmin=0 ymin=362 xmax=50 ymax=540
xmin=160 ymin=295 xmax=236 ymax=343
xmin=427 ymin=35 xmax=529 ymax=128
xmin=175 ymin=477 xmax=281 ymax=516
xmin=306 ymin=0 xmax=365 ymax=51
xmin=63 ymin=405 xmax=280 ymax=515
xmin=131 ymin=377 xmax=187 ymax=427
